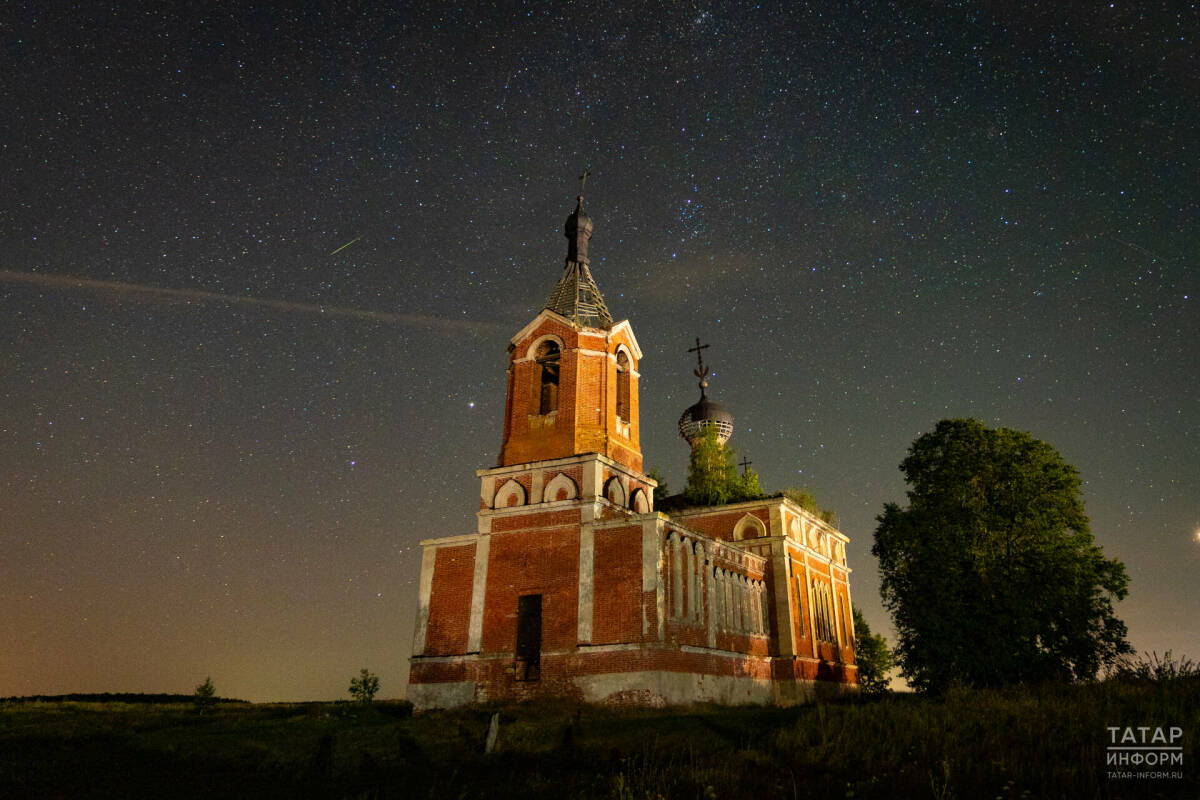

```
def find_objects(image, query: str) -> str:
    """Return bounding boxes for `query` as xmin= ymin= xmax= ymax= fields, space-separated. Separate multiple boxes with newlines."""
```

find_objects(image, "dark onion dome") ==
xmin=564 ymin=196 xmax=594 ymax=239
xmin=678 ymin=395 xmax=734 ymax=445
xmin=679 ymin=337 xmax=733 ymax=445
xmin=564 ymin=195 xmax=594 ymax=264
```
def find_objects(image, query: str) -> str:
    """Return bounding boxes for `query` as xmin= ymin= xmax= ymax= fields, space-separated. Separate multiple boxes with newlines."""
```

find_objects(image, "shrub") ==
xmin=1109 ymin=650 xmax=1199 ymax=684
xmin=348 ymin=668 xmax=380 ymax=704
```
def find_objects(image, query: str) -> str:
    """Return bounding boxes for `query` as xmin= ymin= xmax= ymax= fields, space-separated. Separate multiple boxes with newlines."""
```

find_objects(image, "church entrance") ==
xmin=515 ymin=594 xmax=542 ymax=681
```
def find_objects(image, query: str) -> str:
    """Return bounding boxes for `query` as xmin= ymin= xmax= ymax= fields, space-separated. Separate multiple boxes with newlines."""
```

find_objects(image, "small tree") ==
xmin=683 ymin=427 xmax=738 ymax=506
xmin=193 ymin=676 xmax=216 ymax=712
xmin=851 ymin=607 xmax=893 ymax=694
xmin=730 ymin=465 xmax=765 ymax=503
xmin=348 ymin=668 xmax=380 ymax=704
xmin=645 ymin=467 xmax=670 ymax=505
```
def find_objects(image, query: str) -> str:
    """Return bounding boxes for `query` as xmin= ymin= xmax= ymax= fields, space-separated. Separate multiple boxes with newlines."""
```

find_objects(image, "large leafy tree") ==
xmin=873 ymin=419 xmax=1130 ymax=692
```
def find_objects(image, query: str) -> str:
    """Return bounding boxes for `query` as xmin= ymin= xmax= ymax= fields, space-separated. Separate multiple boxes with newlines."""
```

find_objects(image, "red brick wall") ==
xmin=677 ymin=507 xmax=771 ymax=540
xmin=591 ymin=525 xmax=643 ymax=644
xmin=423 ymin=544 xmax=476 ymax=656
xmin=409 ymin=658 xmax=472 ymax=684
xmin=491 ymin=508 xmax=580 ymax=532
xmin=481 ymin=527 xmax=581 ymax=654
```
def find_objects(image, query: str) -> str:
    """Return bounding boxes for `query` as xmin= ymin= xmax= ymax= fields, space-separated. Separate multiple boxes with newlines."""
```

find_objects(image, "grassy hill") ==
xmin=1 ymin=680 xmax=1196 ymax=798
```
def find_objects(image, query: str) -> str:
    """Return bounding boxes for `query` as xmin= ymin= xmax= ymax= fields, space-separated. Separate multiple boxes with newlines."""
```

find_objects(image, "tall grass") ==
xmin=1 ymin=682 xmax=1196 ymax=798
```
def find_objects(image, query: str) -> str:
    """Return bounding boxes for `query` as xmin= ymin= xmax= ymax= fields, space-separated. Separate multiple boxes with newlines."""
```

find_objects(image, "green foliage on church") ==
xmin=682 ymin=428 xmax=764 ymax=506
xmin=737 ymin=465 xmax=764 ymax=500
xmin=782 ymin=487 xmax=838 ymax=525
xmin=873 ymin=418 xmax=1131 ymax=693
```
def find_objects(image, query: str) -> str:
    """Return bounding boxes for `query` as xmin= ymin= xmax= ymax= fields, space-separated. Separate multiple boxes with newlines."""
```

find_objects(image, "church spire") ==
xmin=544 ymin=169 xmax=614 ymax=329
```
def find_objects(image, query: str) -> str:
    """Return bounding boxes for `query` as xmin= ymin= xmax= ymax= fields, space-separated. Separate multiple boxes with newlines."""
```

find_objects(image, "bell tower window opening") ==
xmin=615 ymin=350 xmax=631 ymax=422
xmin=535 ymin=341 xmax=561 ymax=415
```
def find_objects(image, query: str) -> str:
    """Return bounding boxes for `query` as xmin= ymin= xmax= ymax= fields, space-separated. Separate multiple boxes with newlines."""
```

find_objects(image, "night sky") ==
xmin=3 ymin=3 xmax=1196 ymax=702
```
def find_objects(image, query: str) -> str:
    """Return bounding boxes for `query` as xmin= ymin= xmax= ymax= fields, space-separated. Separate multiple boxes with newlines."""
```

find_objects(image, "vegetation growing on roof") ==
xmin=782 ymin=487 xmax=838 ymax=525
xmin=681 ymin=427 xmax=764 ymax=507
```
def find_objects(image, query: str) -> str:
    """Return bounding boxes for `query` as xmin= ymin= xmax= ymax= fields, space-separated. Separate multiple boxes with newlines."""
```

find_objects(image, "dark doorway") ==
xmin=515 ymin=594 xmax=542 ymax=681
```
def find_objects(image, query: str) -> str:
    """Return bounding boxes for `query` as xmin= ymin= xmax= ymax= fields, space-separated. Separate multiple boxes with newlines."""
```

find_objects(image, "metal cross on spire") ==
xmin=688 ymin=337 xmax=710 ymax=381
xmin=579 ymin=166 xmax=591 ymax=196
xmin=688 ymin=337 xmax=711 ymax=398
xmin=739 ymin=456 xmax=753 ymax=475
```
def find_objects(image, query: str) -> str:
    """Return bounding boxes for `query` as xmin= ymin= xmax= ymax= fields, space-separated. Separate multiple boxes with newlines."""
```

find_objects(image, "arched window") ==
xmin=615 ymin=350 xmax=631 ymax=422
xmin=811 ymin=581 xmax=837 ymax=643
xmin=535 ymin=340 xmax=561 ymax=414
xmin=812 ymin=581 xmax=824 ymax=641
xmin=795 ymin=576 xmax=807 ymax=639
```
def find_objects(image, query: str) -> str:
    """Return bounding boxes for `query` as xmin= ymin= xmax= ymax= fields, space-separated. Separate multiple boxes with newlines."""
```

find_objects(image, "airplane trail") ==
xmin=0 ymin=269 xmax=504 ymax=333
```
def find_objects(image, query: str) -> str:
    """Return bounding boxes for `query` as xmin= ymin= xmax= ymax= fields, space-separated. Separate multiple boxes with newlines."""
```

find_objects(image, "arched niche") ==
xmin=544 ymin=472 xmax=578 ymax=502
xmin=733 ymin=512 xmax=768 ymax=541
xmin=494 ymin=478 xmax=527 ymax=508
xmin=603 ymin=476 xmax=626 ymax=507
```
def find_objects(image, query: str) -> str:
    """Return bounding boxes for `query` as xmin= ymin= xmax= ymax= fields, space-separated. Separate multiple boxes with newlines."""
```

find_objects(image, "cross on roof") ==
xmin=579 ymin=167 xmax=591 ymax=195
xmin=739 ymin=456 xmax=753 ymax=475
xmin=688 ymin=337 xmax=710 ymax=381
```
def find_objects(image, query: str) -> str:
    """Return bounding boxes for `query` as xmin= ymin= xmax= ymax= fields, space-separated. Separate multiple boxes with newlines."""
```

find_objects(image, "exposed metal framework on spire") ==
xmin=544 ymin=261 xmax=614 ymax=330
xmin=545 ymin=175 xmax=614 ymax=330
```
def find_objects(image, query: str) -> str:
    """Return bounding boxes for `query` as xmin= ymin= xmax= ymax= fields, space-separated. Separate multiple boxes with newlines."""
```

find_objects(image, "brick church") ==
xmin=408 ymin=188 xmax=858 ymax=708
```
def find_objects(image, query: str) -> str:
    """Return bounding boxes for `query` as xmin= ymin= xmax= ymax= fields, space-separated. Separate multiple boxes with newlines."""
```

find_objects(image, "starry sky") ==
xmin=3 ymin=3 xmax=1196 ymax=702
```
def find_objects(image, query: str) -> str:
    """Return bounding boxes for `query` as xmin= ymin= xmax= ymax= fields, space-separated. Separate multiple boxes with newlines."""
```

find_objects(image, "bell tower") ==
xmin=498 ymin=183 xmax=644 ymax=472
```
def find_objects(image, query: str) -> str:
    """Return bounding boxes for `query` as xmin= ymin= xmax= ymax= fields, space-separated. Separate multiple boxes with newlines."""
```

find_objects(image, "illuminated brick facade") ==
xmin=408 ymin=195 xmax=858 ymax=708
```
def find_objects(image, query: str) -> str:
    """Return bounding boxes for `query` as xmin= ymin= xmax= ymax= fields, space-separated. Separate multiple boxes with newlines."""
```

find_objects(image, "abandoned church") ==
xmin=408 ymin=189 xmax=859 ymax=708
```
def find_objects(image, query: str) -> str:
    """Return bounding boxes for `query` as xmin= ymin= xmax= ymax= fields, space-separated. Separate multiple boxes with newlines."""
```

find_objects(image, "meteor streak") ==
xmin=329 ymin=236 xmax=362 ymax=256
xmin=1109 ymin=236 xmax=1168 ymax=262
